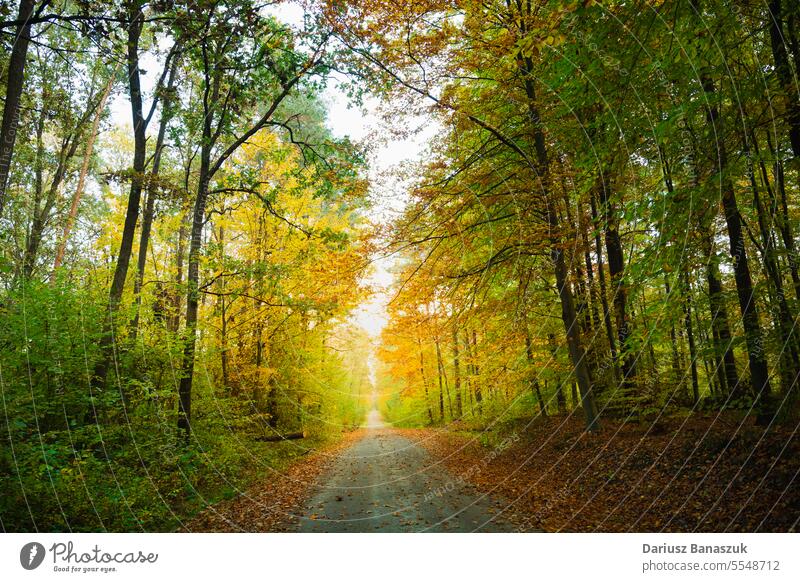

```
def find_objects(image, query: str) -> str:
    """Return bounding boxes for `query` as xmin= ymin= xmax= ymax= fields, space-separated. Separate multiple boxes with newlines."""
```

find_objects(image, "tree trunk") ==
xmin=548 ymin=332 xmax=567 ymax=415
xmin=589 ymin=191 xmax=620 ymax=383
xmin=597 ymin=175 xmax=636 ymax=388
xmin=53 ymin=66 xmax=118 ymax=275
xmin=580 ymin=206 xmax=602 ymax=337
xmin=451 ymin=322 xmax=462 ymax=419
xmin=256 ymin=431 xmax=304 ymax=442
xmin=435 ymin=337 xmax=445 ymax=421
xmin=93 ymin=0 xmax=147 ymax=391
xmin=520 ymin=52 xmax=599 ymax=431
xmin=130 ymin=54 xmax=179 ymax=339
xmin=702 ymin=75 xmax=773 ymax=416
xmin=217 ymin=227 xmax=229 ymax=389
xmin=0 ymin=0 xmax=36 ymax=218
xmin=465 ymin=329 xmax=482 ymax=416
xmin=552 ymin=241 xmax=600 ymax=430
xmin=745 ymin=139 xmax=799 ymax=392
xmin=267 ymin=374 xmax=279 ymax=428
xmin=168 ymin=213 xmax=187 ymax=333
xmin=665 ymin=276 xmax=683 ymax=395
xmin=764 ymin=132 xmax=800 ymax=303
xmin=768 ymin=0 xmax=800 ymax=157
xmin=418 ymin=338 xmax=434 ymax=424
xmin=697 ymin=190 xmax=739 ymax=397
xmin=525 ymin=330 xmax=547 ymax=417
xmin=22 ymin=98 xmax=46 ymax=280
xmin=681 ymin=268 xmax=701 ymax=405
xmin=178 ymin=134 xmax=212 ymax=435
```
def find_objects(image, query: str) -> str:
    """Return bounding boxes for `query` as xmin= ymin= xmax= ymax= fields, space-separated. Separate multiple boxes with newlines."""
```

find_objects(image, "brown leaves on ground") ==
xmin=183 ymin=430 xmax=367 ymax=532
xmin=397 ymin=412 xmax=800 ymax=532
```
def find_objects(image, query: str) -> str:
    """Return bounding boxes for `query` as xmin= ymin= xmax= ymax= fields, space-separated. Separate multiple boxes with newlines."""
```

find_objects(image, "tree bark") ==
xmin=451 ymin=322 xmax=462 ymax=419
xmin=768 ymin=0 xmax=800 ymax=158
xmin=0 ymin=0 xmax=36 ymax=218
xmin=702 ymin=75 xmax=773 ymax=416
xmin=520 ymin=52 xmax=599 ymax=431
xmin=525 ymin=330 xmax=547 ymax=417
xmin=53 ymin=66 xmax=118 ymax=275
xmin=256 ymin=431 xmax=304 ymax=442
xmin=435 ymin=337 xmax=445 ymax=421
xmin=589 ymin=191 xmax=620 ymax=383
xmin=93 ymin=0 xmax=147 ymax=391
xmin=178 ymin=95 xmax=214 ymax=435
xmin=465 ymin=329 xmax=481 ymax=416
xmin=417 ymin=338 xmax=434 ymax=424
xmin=597 ymin=174 xmax=636 ymax=388
xmin=130 ymin=53 xmax=180 ymax=339
xmin=681 ymin=268 xmax=701 ymax=405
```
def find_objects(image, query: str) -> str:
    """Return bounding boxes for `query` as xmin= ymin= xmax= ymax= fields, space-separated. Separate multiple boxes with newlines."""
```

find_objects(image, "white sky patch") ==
xmin=323 ymin=79 xmax=438 ymax=338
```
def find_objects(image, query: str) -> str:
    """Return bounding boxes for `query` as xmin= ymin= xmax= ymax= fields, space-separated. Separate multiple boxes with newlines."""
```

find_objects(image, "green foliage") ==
xmin=0 ymin=255 xmax=366 ymax=532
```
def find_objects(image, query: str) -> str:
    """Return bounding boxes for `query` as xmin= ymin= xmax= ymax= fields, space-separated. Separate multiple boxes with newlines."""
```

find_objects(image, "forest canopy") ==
xmin=1 ymin=0 xmax=799 ymax=533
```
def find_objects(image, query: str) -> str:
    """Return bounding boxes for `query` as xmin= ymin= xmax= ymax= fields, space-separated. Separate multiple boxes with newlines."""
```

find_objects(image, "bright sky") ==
xmin=324 ymin=85 xmax=435 ymax=339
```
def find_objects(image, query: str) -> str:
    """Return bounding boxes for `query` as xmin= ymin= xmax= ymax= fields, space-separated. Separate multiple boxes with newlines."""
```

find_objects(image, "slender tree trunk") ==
xmin=130 ymin=55 xmax=179 ymax=339
xmin=597 ymin=175 xmax=636 ymax=388
xmin=525 ymin=330 xmax=547 ymax=417
xmin=215 ymin=226 xmax=229 ymax=390
xmin=53 ymin=67 xmax=118 ymax=275
xmin=178 ymin=137 xmax=211 ymax=435
xmin=590 ymin=191 xmax=620 ymax=383
xmin=464 ymin=329 xmax=482 ymax=416
xmin=552 ymin=241 xmax=600 ymax=430
xmin=665 ymin=276 xmax=683 ymax=395
xmin=519 ymin=52 xmax=599 ymax=431
xmin=702 ymin=75 xmax=773 ymax=416
xmin=696 ymin=181 xmax=739 ymax=397
xmin=22 ymin=99 xmax=46 ymax=280
xmin=435 ymin=337 xmax=445 ymax=421
xmin=417 ymin=338 xmax=434 ymax=424
xmin=0 ymin=0 xmax=36 ymax=218
xmin=168 ymin=213 xmax=187 ymax=333
xmin=548 ymin=332 xmax=567 ymax=415
xmin=764 ymin=132 xmax=800 ymax=302
xmin=681 ymin=268 xmax=701 ymax=405
xmin=768 ymin=0 xmax=800 ymax=158
xmin=661 ymin=146 xmax=700 ymax=405
xmin=267 ymin=375 xmax=279 ymax=428
xmin=580 ymin=207 xmax=602 ymax=335
xmin=471 ymin=330 xmax=482 ymax=412
xmin=93 ymin=0 xmax=147 ymax=391
xmin=745 ymin=141 xmax=799 ymax=392
xmin=452 ymin=323 xmax=462 ymax=419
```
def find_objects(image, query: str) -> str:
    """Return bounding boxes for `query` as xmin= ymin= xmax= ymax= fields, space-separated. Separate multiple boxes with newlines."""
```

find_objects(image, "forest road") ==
xmin=297 ymin=410 xmax=516 ymax=532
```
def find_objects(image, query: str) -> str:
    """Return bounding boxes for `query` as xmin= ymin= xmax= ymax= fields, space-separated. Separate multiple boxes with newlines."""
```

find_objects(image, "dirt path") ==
xmin=296 ymin=411 xmax=515 ymax=532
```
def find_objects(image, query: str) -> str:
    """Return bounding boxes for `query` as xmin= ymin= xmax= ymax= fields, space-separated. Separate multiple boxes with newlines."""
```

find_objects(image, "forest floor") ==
xmin=186 ymin=410 xmax=800 ymax=532
xmin=399 ymin=411 xmax=800 ymax=532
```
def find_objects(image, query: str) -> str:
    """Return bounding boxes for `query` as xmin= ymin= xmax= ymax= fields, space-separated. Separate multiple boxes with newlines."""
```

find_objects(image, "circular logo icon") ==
xmin=20 ymin=542 xmax=46 ymax=570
